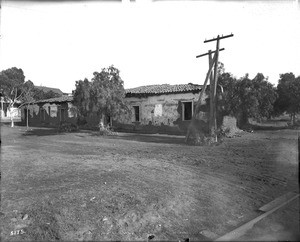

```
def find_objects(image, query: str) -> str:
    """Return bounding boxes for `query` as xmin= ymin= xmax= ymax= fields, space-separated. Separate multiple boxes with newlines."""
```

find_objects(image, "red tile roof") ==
xmin=34 ymin=86 xmax=63 ymax=95
xmin=125 ymin=84 xmax=202 ymax=97
xmin=33 ymin=84 xmax=202 ymax=103
xmin=34 ymin=95 xmax=73 ymax=104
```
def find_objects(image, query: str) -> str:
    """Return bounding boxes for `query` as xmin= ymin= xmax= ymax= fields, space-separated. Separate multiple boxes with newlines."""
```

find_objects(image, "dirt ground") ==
xmin=0 ymin=124 xmax=299 ymax=241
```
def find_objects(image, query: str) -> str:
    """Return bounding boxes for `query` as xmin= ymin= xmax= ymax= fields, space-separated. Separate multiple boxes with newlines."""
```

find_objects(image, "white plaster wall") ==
xmin=68 ymin=102 xmax=76 ymax=118
xmin=122 ymin=92 xmax=202 ymax=126
xmin=39 ymin=103 xmax=61 ymax=118
xmin=21 ymin=104 xmax=40 ymax=119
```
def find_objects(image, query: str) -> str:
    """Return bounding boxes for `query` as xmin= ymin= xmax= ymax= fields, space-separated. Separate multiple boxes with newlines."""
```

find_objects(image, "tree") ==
xmin=274 ymin=73 xmax=300 ymax=125
xmin=0 ymin=67 xmax=28 ymax=127
xmin=72 ymin=65 xmax=130 ymax=128
xmin=72 ymin=78 xmax=91 ymax=121
xmin=32 ymin=88 xmax=61 ymax=101
xmin=19 ymin=80 xmax=35 ymax=130
xmin=219 ymin=72 xmax=277 ymax=127
xmin=252 ymin=73 xmax=278 ymax=119
xmin=217 ymin=71 xmax=239 ymax=116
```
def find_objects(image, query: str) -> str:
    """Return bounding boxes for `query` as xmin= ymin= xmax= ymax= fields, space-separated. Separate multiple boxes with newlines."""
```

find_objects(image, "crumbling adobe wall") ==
xmin=21 ymin=102 xmax=77 ymax=127
xmin=115 ymin=92 xmax=205 ymax=134
xmin=115 ymin=91 xmax=238 ymax=136
xmin=120 ymin=92 xmax=201 ymax=126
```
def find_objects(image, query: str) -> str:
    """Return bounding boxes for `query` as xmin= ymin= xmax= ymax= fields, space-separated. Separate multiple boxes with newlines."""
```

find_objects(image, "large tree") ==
xmin=0 ymin=67 xmax=33 ymax=127
xmin=273 ymin=73 xmax=300 ymax=124
xmin=219 ymin=72 xmax=277 ymax=127
xmin=32 ymin=88 xmax=61 ymax=101
xmin=72 ymin=78 xmax=91 ymax=120
xmin=72 ymin=65 xmax=129 ymax=127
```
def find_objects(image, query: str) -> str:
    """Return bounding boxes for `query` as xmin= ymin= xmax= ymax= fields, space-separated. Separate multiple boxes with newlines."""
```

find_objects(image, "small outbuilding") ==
xmin=21 ymin=96 xmax=77 ymax=127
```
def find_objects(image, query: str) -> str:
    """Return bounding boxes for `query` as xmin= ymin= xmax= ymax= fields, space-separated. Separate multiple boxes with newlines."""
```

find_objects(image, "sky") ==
xmin=0 ymin=0 xmax=299 ymax=93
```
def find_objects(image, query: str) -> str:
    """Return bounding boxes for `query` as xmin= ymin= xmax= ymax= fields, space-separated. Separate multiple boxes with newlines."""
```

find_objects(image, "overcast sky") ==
xmin=0 ymin=0 xmax=299 ymax=93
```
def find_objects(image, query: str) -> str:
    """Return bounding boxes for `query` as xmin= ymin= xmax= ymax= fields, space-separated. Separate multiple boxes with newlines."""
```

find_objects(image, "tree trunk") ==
xmin=109 ymin=117 xmax=113 ymax=129
xmin=9 ymin=108 xmax=14 ymax=128
xmin=237 ymin=111 xmax=248 ymax=129
xmin=11 ymin=117 xmax=14 ymax=128
xmin=26 ymin=104 xmax=29 ymax=130
xmin=291 ymin=113 xmax=296 ymax=125
xmin=99 ymin=115 xmax=104 ymax=130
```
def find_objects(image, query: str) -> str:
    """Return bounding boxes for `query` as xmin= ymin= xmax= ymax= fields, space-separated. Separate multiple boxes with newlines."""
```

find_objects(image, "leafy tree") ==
xmin=217 ymin=71 xmax=239 ymax=116
xmin=0 ymin=67 xmax=29 ymax=127
xmin=72 ymin=78 xmax=91 ymax=120
xmin=273 ymin=73 xmax=300 ymax=124
xmin=252 ymin=73 xmax=278 ymax=119
xmin=72 ymin=65 xmax=130 ymax=128
xmin=219 ymin=72 xmax=277 ymax=127
xmin=32 ymin=88 xmax=61 ymax=101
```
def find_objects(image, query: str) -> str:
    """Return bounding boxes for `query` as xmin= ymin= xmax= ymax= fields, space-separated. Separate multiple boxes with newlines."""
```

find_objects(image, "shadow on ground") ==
xmin=20 ymin=127 xmax=186 ymax=145
xmin=250 ymin=124 xmax=298 ymax=131
xmin=91 ymin=132 xmax=186 ymax=145
xmin=21 ymin=128 xmax=64 ymax=137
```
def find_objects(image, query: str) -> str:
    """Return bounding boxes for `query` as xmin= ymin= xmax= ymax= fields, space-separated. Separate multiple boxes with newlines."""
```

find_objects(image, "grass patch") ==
xmin=21 ymin=201 xmax=61 ymax=241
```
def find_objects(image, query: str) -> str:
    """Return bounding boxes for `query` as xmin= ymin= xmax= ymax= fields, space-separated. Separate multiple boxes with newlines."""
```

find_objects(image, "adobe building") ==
xmin=20 ymin=83 xmax=236 ymax=135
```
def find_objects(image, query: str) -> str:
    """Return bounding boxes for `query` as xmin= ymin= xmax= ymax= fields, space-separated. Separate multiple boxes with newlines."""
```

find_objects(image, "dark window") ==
xmin=40 ymin=109 xmax=46 ymax=120
xmin=60 ymin=109 xmax=66 ymax=122
xmin=133 ymin=106 xmax=140 ymax=122
xmin=183 ymin=102 xmax=192 ymax=121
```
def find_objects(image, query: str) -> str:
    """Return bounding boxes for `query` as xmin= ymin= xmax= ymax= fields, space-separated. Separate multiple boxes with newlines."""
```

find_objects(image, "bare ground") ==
xmin=0 ymin=124 xmax=299 ymax=241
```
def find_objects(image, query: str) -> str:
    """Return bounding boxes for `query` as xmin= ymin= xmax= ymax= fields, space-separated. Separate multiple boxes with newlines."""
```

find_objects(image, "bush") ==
xmin=58 ymin=122 xmax=78 ymax=133
xmin=98 ymin=124 xmax=118 ymax=136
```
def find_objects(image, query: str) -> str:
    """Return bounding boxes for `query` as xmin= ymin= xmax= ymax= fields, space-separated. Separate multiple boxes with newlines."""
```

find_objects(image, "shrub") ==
xmin=98 ymin=124 xmax=118 ymax=136
xmin=58 ymin=122 xmax=78 ymax=133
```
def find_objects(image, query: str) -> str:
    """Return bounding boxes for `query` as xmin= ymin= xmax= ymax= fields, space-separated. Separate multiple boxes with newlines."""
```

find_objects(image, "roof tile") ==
xmin=34 ymin=95 xmax=73 ymax=104
xmin=34 ymin=86 xmax=63 ymax=95
xmin=125 ymin=84 xmax=202 ymax=96
xmin=33 ymin=84 xmax=202 ymax=103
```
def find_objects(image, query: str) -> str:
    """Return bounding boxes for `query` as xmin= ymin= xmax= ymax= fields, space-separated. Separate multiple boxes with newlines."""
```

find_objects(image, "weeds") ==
xmin=21 ymin=201 xmax=61 ymax=241
xmin=58 ymin=122 xmax=78 ymax=133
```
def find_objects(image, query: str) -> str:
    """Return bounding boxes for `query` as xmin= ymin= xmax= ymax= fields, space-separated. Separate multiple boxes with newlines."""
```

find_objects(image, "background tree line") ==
xmin=0 ymin=67 xmax=61 ymax=104
xmin=217 ymin=64 xmax=300 ymax=127
xmin=0 ymin=67 xmax=61 ymax=127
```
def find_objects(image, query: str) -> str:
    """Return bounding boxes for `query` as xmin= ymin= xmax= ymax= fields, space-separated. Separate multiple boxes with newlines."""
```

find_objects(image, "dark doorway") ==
xmin=60 ymin=109 xmax=66 ymax=122
xmin=133 ymin=106 xmax=140 ymax=122
xmin=183 ymin=102 xmax=192 ymax=121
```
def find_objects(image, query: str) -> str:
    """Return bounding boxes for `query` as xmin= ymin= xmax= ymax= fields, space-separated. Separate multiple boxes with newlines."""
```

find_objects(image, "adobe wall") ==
xmin=115 ymin=92 xmax=209 ymax=134
xmin=20 ymin=102 xmax=77 ymax=127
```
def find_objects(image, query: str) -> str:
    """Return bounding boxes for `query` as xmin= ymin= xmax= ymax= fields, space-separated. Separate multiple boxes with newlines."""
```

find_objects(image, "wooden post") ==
xmin=212 ymin=36 xmax=220 ymax=142
xmin=26 ymin=104 xmax=29 ymax=129
xmin=209 ymin=50 xmax=215 ymax=138
xmin=204 ymin=33 xmax=233 ymax=142
xmin=298 ymin=133 xmax=300 ymax=164
xmin=194 ymin=53 xmax=217 ymax=114
xmin=194 ymin=48 xmax=224 ymax=115
xmin=187 ymin=34 xmax=232 ymax=144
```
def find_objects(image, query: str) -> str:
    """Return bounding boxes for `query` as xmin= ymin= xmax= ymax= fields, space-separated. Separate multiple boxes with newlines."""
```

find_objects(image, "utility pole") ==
xmin=186 ymin=34 xmax=233 ymax=144
xmin=194 ymin=48 xmax=224 ymax=114
xmin=209 ymin=50 xmax=214 ymax=141
xmin=204 ymin=33 xmax=233 ymax=142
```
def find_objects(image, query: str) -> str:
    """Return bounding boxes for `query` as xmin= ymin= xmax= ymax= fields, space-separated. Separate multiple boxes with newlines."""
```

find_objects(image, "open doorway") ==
xmin=182 ymin=101 xmax=193 ymax=121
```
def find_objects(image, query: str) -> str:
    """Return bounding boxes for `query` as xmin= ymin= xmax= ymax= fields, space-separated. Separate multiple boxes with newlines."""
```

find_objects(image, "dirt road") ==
xmin=0 ymin=125 xmax=299 ymax=241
